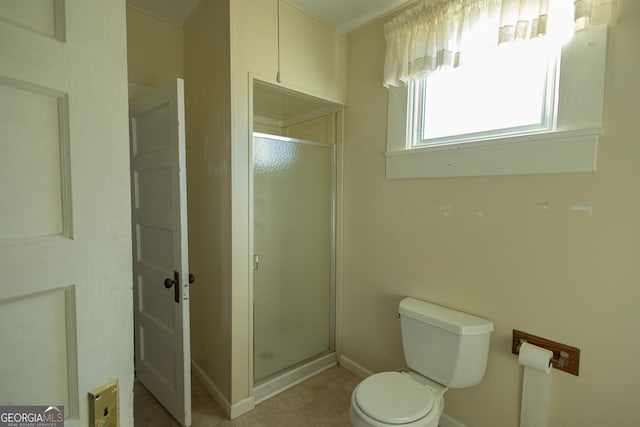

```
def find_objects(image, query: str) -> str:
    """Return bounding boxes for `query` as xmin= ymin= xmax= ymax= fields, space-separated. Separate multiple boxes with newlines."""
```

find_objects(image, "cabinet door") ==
xmin=232 ymin=0 xmax=279 ymax=80
xmin=280 ymin=2 xmax=346 ymax=104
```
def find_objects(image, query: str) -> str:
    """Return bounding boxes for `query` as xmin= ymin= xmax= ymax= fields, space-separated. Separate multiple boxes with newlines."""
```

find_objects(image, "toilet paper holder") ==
xmin=512 ymin=329 xmax=581 ymax=376
xmin=516 ymin=339 xmax=569 ymax=367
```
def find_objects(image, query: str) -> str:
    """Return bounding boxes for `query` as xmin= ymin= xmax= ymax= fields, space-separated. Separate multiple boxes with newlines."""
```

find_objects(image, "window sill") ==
xmin=385 ymin=127 xmax=601 ymax=179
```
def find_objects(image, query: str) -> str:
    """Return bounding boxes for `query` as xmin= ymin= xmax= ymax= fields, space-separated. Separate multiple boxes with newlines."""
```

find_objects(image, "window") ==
xmin=410 ymin=38 xmax=559 ymax=147
xmin=386 ymin=25 xmax=608 ymax=179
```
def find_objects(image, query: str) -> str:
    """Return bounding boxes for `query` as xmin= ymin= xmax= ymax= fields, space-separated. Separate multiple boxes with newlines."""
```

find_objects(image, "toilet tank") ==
xmin=399 ymin=297 xmax=494 ymax=388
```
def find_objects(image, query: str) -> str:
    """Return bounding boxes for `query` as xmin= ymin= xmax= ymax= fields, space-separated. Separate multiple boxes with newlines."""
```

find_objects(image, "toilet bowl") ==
xmin=349 ymin=297 xmax=494 ymax=427
xmin=350 ymin=371 xmax=444 ymax=427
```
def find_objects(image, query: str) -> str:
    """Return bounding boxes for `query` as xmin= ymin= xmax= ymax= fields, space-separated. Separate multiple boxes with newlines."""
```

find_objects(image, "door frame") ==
xmin=246 ymin=74 xmax=345 ymax=405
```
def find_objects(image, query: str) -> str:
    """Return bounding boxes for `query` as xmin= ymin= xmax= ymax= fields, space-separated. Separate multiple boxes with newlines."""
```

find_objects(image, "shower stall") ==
xmin=251 ymin=80 xmax=340 ymax=399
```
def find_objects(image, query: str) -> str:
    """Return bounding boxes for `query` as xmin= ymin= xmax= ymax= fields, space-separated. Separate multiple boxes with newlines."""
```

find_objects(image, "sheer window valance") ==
xmin=383 ymin=0 xmax=617 ymax=87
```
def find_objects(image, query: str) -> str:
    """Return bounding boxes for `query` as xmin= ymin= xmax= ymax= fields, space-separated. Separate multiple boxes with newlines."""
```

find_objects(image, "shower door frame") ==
xmin=250 ymin=132 xmax=337 ymax=389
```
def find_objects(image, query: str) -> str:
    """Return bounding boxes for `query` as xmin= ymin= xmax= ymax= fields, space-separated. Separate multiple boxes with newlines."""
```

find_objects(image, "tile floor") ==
xmin=134 ymin=366 xmax=360 ymax=426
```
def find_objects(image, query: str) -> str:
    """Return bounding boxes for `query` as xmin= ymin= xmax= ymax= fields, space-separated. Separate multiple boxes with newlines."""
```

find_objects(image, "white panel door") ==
xmin=0 ymin=1 xmax=133 ymax=425
xmin=129 ymin=79 xmax=192 ymax=427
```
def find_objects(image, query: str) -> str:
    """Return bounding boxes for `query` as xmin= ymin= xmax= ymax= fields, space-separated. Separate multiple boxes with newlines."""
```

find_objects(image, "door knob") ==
xmin=189 ymin=273 xmax=195 ymax=284
xmin=164 ymin=271 xmax=180 ymax=303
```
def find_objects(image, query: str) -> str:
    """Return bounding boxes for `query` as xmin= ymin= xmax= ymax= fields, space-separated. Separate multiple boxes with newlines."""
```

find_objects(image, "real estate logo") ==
xmin=0 ymin=406 xmax=64 ymax=427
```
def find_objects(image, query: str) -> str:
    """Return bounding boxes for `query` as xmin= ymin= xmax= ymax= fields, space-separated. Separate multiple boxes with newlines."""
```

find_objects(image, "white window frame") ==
xmin=385 ymin=25 xmax=608 ymax=179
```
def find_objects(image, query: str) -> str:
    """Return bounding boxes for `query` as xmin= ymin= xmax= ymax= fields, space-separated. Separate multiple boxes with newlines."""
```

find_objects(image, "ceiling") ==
xmin=288 ymin=0 xmax=412 ymax=33
xmin=126 ymin=0 xmax=412 ymax=33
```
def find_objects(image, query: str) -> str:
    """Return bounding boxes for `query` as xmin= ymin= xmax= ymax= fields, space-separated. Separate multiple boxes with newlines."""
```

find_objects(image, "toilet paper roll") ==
xmin=519 ymin=342 xmax=553 ymax=374
xmin=519 ymin=342 xmax=553 ymax=427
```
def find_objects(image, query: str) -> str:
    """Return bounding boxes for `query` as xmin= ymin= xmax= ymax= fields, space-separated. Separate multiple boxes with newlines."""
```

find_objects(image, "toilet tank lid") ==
xmin=399 ymin=298 xmax=494 ymax=335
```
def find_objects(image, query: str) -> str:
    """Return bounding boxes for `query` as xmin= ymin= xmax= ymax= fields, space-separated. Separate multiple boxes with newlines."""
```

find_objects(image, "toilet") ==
xmin=350 ymin=297 xmax=494 ymax=427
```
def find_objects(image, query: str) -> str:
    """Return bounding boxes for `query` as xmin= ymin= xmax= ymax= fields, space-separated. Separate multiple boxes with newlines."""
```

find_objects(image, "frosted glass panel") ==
xmin=253 ymin=135 xmax=333 ymax=382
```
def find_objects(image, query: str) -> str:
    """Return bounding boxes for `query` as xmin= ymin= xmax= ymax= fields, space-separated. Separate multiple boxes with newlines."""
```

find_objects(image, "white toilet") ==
xmin=350 ymin=297 xmax=494 ymax=427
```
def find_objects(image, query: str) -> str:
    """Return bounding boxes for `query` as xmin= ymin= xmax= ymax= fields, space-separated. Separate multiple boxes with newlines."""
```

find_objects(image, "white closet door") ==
xmin=130 ymin=79 xmax=192 ymax=427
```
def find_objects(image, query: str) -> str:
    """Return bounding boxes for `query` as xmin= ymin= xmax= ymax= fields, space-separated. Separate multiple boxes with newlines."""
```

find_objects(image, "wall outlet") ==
xmin=88 ymin=379 xmax=118 ymax=427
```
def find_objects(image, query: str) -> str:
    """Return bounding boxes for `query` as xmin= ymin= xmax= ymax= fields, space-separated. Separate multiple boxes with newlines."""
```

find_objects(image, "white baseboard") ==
xmin=253 ymin=353 xmax=337 ymax=404
xmin=439 ymin=413 xmax=468 ymax=427
xmin=338 ymin=355 xmax=467 ymax=427
xmin=338 ymin=354 xmax=373 ymax=378
xmin=229 ymin=396 xmax=255 ymax=419
xmin=191 ymin=360 xmax=255 ymax=419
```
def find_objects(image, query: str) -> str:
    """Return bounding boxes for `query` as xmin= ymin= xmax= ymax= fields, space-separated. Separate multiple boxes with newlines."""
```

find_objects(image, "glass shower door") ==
xmin=253 ymin=133 xmax=334 ymax=382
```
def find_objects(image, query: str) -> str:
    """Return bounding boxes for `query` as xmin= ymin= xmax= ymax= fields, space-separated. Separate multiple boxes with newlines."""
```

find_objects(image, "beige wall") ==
xmin=342 ymin=1 xmax=640 ymax=426
xmin=184 ymin=0 xmax=233 ymax=401
xmin=280 ymin=1 xmax=347 ymax=103
xmin=126 ymin=6 xmax=184 ymax=87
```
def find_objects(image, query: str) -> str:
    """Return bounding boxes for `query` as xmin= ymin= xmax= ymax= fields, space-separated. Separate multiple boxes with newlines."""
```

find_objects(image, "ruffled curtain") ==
xmin=383 ymin=0 xmax=617 ymax=87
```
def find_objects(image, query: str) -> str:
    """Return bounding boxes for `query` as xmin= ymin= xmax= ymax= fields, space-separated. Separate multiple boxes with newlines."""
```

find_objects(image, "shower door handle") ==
xmin=253 ymin=254 xmax=259 ymax=271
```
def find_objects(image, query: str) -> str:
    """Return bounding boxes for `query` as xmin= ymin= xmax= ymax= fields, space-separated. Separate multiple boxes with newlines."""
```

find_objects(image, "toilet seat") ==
xmin=354 ymin=372 xmax=435 ymax=424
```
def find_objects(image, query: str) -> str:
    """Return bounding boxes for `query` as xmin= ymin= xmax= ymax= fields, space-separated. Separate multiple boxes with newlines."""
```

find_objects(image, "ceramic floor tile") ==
xmin=134 ymin=366 xmax=359 ymax=427
xmin=270 ymin=384 xmax=316 ymax=412
xmin=191 ymin=401 xmax=229 ymax=427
